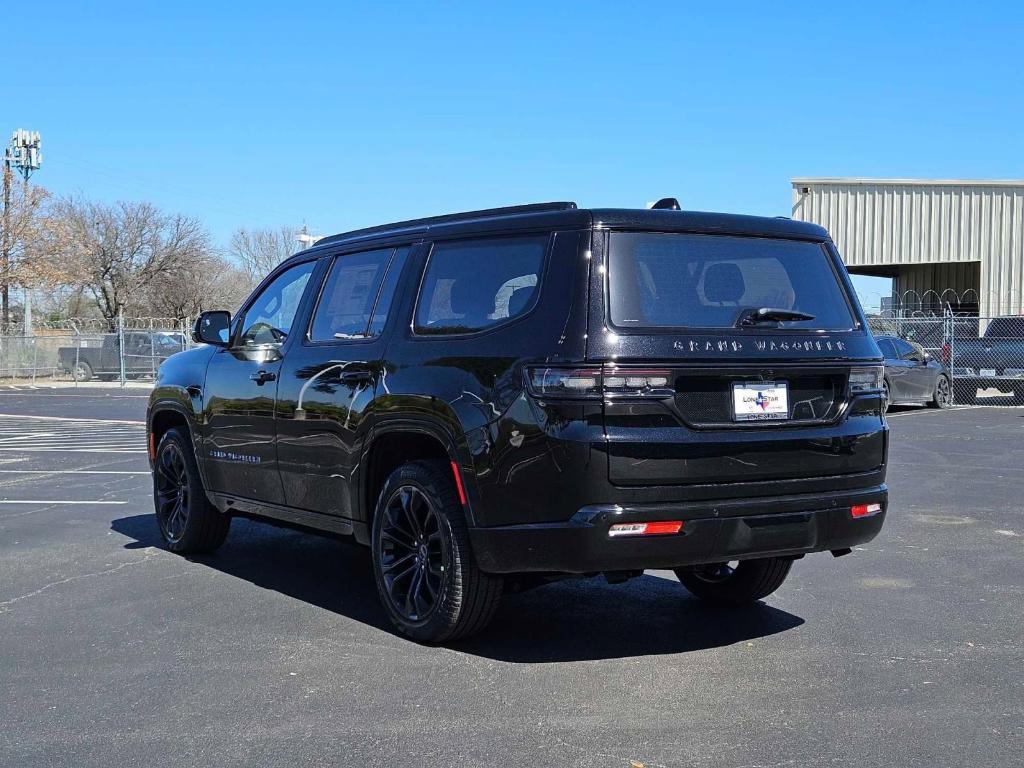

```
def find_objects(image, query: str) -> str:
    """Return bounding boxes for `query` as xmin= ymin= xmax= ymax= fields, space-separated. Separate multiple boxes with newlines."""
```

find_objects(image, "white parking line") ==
xmin=0 ymin=470 xmax=149 ymax=475
xmin=0 ymin=500 xmax=127 ymax=505
xmin=0 ymin=413 xmax=145 ymax=425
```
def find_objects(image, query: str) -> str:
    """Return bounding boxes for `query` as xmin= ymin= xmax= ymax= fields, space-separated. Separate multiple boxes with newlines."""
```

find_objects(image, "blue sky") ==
xmin=5 ymin=2 xmax=1024 ymax=308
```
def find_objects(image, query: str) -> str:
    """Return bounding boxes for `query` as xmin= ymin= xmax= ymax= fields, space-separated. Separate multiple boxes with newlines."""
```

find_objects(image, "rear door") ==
xmin=590 ymin=230 xmax=885 ymax=488
xmin=275 ymin=245 xmax=411 ymax=518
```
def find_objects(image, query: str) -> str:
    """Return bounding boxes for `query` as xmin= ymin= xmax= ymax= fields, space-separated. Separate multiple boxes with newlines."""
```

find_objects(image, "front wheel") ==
xmin=881 ymin=378 xmax=892 ymax=412
xmin=929 ymin=374 xmax=952 ymax=408
xmin=371 ymin=460 xmax=502 ymax=643
xmin=153 ymin=427 xmax=230 ymax=554
xmin=675 ymin=557 xmax=793 ymax=605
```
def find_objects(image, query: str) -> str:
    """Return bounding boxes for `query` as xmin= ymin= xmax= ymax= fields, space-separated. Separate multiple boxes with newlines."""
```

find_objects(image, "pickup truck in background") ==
xmin=58 ymin=331 xmax=187 ymax=382
xmin=948 ymin=316 xmax=1024 ymax=404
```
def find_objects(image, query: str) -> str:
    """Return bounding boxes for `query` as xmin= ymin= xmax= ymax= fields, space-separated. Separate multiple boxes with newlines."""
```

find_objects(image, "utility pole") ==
xmin=2 ymin=129 xmax=42 ymax=330
xmin=1 ymin=150 xmax=11 ymax=331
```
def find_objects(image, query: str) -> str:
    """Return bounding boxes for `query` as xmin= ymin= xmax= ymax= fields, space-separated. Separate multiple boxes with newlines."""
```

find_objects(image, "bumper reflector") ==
xmin=850 ymin=503 xmax=882 ymax=519
xmin=608 ymin=520 xmax=683 ymax=537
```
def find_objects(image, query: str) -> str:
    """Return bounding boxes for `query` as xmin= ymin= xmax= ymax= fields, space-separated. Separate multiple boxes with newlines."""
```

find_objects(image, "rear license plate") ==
xmin=733 ymin=381 xmax=789 ymax=421
xmin=980 ymin=368 xmax=997 ymax=377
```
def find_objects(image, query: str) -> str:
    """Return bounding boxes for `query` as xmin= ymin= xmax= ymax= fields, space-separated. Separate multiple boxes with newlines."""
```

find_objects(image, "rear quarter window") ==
xmin=414 ymin=235 xmax=548 ymax=335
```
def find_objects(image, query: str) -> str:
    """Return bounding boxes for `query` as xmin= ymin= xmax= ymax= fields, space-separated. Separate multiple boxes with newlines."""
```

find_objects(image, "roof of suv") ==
xmin=299 ymin=201 xmax=830 ymax=257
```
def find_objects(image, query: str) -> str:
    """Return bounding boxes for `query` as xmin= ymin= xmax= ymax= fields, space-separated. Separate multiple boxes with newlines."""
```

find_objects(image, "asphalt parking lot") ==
xmin=1 ymin=389 xmax=1021 ymax=768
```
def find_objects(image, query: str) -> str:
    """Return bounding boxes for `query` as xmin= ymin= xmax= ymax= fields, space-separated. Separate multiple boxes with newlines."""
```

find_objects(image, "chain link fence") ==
xmin=0 ymin=316 xmax=193 ymax=387
xmin=867 ymin=313 xmax=1024 ymax=406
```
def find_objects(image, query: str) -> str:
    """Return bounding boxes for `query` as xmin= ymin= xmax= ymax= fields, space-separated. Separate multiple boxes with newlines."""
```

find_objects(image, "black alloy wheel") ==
xmin=378 ymin=485 xmax=445 ymax=622
xmin=152 ymin=427 xmax=230 ymax=554
xmin=675 ymin=557 xmax=793 ymax=605
xmin=155 ymin=441 xmax=190 ymax=544
xmin=371 ymin=460 xmax=502 ymax=642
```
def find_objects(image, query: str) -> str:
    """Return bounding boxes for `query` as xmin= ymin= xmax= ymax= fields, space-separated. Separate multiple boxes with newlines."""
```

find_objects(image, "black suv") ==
xmin=148 ymin=201 xmax=888 ymax=642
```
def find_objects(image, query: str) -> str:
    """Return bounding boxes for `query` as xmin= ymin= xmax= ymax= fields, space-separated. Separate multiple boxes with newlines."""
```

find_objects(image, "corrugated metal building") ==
xmin=790 ymin=178 xmax=1024 ymax=317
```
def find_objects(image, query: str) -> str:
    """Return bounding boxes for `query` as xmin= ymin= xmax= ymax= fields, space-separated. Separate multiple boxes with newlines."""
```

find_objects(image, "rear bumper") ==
xmin=469 ymin=485 xmax=887 ymax=574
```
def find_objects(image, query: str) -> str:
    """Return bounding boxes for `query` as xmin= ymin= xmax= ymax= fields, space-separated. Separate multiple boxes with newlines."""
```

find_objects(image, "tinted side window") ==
xmin=894 ymin=339 xmax=917 ymax=359
xmin=309 ymin=249 xmax=394 ymax=341
xmin=238 ymin=261 xmax=316 ymax=346
xmin=415 ymin=236 xmax=547 ymax=335
xmin=877 ymin=338 xmax=897 ymax=358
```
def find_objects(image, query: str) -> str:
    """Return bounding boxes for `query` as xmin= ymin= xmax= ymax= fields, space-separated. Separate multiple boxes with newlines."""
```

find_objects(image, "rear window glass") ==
xmin=415 ymin=236 xmax=547 ymax=335
xmin=608 ymin=233 xmax=856 ymax=331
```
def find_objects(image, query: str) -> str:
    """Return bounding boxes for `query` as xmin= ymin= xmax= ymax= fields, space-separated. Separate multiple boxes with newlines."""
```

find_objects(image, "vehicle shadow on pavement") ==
xmin=112 ymin=513 xmax=804 ymax=662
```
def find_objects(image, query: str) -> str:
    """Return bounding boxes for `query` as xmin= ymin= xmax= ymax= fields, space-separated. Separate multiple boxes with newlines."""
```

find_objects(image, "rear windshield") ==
xmin=607 ymin=233 xmax=857 ymax=331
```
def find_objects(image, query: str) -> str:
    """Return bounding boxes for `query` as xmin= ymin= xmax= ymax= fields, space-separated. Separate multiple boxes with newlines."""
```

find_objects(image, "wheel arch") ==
xmin=360 ymin=419 xmax=470 ymax=544
xmin=148 ymin=399 xmax=200 ymax=467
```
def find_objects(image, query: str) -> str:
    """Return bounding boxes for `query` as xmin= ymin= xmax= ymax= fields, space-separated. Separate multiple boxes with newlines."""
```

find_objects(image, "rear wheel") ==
xmin=929 ymin=374 xmax=952 ymax=408
xmin=371 ymin=460 xmax=502 ymax=643
xmin=153 ymin=427 xmax=230 ymax=554
xmin=72 ymin=361 xmax=93 ymax=382
xmin=675 ymin=557 xmax=793 ymax=605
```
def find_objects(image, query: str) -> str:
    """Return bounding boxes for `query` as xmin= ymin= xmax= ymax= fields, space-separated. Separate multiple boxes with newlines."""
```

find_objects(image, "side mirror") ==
xmin=193 ymin=311 xmax=231 ymax=347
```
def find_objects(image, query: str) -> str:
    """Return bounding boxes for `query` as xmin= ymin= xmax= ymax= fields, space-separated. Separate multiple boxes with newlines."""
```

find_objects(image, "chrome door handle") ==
xmin=250 ymin=370 xmax=277 ymax=385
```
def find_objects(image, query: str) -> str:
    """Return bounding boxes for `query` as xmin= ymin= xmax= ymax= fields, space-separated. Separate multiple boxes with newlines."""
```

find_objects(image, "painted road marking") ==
xmin=0 ymin=415 xmax=146 ymax=454
xmin=0 ymin=470 xmax=149 ymax=475
xmin=0 ymin=500 xmax=128 ymax=505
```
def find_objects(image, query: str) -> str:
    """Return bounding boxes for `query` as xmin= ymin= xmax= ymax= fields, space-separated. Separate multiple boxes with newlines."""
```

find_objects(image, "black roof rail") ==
xmin=314 ymin=201 xmax=578 ymax=247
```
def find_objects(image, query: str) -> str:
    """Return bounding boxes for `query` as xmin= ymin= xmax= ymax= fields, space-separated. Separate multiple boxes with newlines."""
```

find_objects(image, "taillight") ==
xmin=526 ymin=366 xmax=673 ymax=400
xmin=527 ymin=367 xmax=603 ymax=399
xmin=849 ymin=366 xmax=883 ymax=394
xmin=851 ymin=503 xmax=882 ymax=518
xmin=941 ymin=343 xmax=950 ymax=365
xmin=608 ymin=520 xmax=683 ymax=537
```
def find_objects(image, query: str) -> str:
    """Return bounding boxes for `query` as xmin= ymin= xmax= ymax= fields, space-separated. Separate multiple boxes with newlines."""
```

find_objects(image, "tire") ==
xmin=72 ymin=361 xmax=93 ymax=382
xmin=881 ymin=378 xmax=892 ymax=412
xmin=953 ymin=381 xmax=977 ymax=405
xmin=929 ymin=374 xmax=952 ymax=409
xmin=371 ymin=460 xmax=502 ymax=643
xmin=675 ymin=557 xmax=793 ymax=606
xmin=153 ymin=427 xmax=230 ymax=554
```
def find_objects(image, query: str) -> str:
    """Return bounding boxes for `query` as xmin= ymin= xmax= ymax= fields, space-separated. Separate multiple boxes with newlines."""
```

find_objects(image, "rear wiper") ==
xmin=737 ymin=307 xmax=816 ymax=327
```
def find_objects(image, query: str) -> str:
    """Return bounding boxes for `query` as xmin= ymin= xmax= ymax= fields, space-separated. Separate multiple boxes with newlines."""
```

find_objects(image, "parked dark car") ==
xmin=59 ymin=331 xmax=186 ymax=382
xmin=947 ymin=316 xmax=1024 ymax=404
xmin=148 ymin=201 xmax=889 ymax=642
xmin=875 ymin=335 xmax=951 ymax=410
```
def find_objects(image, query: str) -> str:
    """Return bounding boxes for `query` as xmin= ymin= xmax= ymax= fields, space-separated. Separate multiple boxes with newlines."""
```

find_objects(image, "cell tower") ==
xmin=7 ymin=130 xmax=43 ymax=181
xmin=2 ymin=129 xmax=43 ymax=329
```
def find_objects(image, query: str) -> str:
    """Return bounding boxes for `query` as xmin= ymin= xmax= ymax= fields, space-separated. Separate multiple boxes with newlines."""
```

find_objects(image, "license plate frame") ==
xmin=732 ymin=381 xmax=790 ymax=421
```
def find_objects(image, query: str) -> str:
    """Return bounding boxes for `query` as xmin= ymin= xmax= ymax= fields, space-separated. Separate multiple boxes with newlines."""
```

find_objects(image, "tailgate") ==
xmin=603 ymin=363 xmax=885 ymax=487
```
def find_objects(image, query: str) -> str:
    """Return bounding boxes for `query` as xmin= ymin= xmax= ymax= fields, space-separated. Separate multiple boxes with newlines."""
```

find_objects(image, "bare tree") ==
xmin=229 ymin=226 xmax=297 ymax=283
xmin=0 ymin=182 xmax=68 ymax=327
xmin=54 ymin=197 xmax=210 ymax=330
xmin=144 ymin=252 xmax=251 ymax=319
